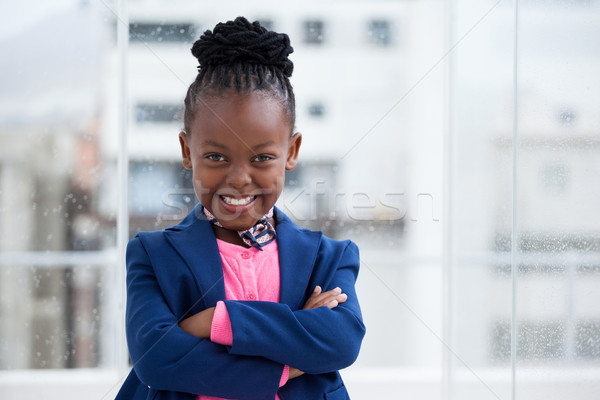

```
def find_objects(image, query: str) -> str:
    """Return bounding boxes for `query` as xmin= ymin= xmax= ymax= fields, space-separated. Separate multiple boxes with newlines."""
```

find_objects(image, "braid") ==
xmin=184 ymin=17 xmax=295 ymax=133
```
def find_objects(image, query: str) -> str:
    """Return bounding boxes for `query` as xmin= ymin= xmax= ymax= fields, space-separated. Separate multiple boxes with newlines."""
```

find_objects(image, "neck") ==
xmin=212 ymin=225 xmax=250 ymax=247
xmin=202 ymin=206 xmax=277 ymax=249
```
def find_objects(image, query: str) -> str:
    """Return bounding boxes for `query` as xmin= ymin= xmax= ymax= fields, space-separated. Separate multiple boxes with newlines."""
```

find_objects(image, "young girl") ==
xmin=116 ymin=17 xmax=365 ymax=400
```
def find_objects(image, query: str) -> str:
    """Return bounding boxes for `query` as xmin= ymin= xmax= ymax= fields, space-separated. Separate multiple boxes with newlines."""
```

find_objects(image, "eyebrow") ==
xmin=251 ymin=141 xmax=276 ymax=151
xmin=202 ymin=140 xmax=276 ymax=151
xmin=202 ymin=139 xmax=228 ymax=149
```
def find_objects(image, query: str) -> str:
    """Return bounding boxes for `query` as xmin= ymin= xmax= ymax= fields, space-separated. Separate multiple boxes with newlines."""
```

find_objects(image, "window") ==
xmin=1 ymin=1 xmax=599 ymax=399
xmin=303 ymin=19 xmax=324 ymax=44
xmin=281 ymin=162 xmax=406 ymax=247
xmin=307 ymin=102 xmax=325 ymax=117
xmin=129 ymin=22 xmax=196 ymax=42
xmin=129 ymin=160 xmax=195 ymax=232
xmin=367 ymin=20 xmax=392 ymax=46
xmin=135 ymin=103 xmax=183 ymax=123
xmin=257 ymin=19 xmax=274 ymax=31
xmin=576 ymin=320 xmax=600 ymax=359
xmin=540 ymin=164 xmax=569 ymax=194
xmin=558 ymin=108 xmax=576 ymax=126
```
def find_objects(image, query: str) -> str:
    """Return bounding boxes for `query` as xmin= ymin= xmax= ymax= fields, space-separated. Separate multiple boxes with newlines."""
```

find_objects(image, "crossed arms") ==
xmin=125 ymin=237 xmax=365 ymax=399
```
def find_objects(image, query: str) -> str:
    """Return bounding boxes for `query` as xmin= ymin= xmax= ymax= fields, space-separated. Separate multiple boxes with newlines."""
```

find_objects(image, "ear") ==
xmin=179 ymin=131 xmax=193 ymax=169
xmin=285 ymin=132 xmax=302 ymax=171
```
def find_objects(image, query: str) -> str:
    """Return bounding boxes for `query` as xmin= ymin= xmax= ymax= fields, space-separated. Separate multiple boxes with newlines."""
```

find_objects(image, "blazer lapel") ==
xmin=274 ymin=207 xmax=322 ymax=310
xmin=162 ymin=205 xmax=322 ymax=311
xmin=163 ymin=204 xmax=226 ymax=308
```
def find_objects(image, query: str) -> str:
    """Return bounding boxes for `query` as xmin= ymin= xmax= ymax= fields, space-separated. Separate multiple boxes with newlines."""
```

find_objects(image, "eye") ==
xmin=252 ymin=154 xmax=274 ymax=162
xmin=206 ymin=153 xmax=226 ymax=162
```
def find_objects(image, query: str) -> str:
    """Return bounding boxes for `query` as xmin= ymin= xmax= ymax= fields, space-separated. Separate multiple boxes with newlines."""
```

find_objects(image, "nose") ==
xmin=226 ymin=164 xmax=252 ymax=188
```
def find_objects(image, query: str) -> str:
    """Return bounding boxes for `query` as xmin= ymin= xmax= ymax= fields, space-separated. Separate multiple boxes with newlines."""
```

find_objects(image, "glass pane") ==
xmin=127 ymin=5 xmax=197 ymax=234
xmin=0 ymin=2 xmax=119 ymax=370
xmin=124 ymin=2 xmax=444 ymax=398
xmin=515 ymin=1 xmax=600 ymax=398
xmin=0 ymin=1 xmax=595 ymax=399
xmin=449 ymin=1 xmax=516 ymax=398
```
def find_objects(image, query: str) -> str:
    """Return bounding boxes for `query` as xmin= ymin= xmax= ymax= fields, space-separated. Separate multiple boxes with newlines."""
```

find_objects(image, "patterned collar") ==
xmin=202 ymin=206 xmax=276 ymax=250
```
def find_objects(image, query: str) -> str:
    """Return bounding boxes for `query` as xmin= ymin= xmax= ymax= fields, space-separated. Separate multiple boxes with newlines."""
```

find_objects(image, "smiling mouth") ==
xmin=220 ymin=195 xmax=257 ymax=206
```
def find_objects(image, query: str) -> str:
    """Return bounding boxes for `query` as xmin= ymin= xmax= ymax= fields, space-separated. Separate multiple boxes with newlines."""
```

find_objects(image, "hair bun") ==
xmin=191 ymin=16 xmax=294 ymax=77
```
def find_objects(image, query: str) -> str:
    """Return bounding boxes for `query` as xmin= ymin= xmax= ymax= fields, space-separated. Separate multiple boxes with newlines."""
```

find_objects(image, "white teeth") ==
xmin=221 ymin=195 xmax=255 ymax=206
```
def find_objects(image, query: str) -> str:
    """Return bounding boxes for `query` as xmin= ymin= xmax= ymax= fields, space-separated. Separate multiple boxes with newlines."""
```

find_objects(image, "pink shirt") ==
xmin=196 ymin=239 xmax=288 ymax=400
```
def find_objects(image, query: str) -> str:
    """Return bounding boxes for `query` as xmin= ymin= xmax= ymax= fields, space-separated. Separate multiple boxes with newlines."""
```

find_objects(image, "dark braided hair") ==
xmin=183 ymin=17 xmax=295 ymax=134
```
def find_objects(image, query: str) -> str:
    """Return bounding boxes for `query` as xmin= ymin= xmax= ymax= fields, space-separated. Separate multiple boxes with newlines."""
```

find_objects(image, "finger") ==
xmin=326 ymin=293 xmax=348 ymax=309
xmin=304 ymin=287 xmax=347 ymax=310
xmin=310 ymin=292 xmax=340 ymax=305
xmin=303 ymin=286 xmax=323 ymax=309
xmin=314 ymin=290 xmax=346 ymax=305
xmin=305 ymin=295 xmax=331 ymax=310
xmin=318 ymin=293 xmax=347 ymax=309
xmin=336 ymin=293 xmax=348 ymax=304
xmin=316 ymin=287 xmax=341 ymax=298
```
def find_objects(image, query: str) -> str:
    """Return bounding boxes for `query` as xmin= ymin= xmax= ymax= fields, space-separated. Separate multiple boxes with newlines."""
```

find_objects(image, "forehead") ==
xmin=189 ymin=92 xmax=290 ymax=147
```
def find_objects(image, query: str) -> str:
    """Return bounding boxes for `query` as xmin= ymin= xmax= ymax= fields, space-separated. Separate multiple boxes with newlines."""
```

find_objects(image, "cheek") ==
xmin=266 ymin=172 xmax=286 ymax=197
xmin=192 ymin=180 xmax=209 ymax=201
xmin=191 ymin=170 xmax=213 ymax=197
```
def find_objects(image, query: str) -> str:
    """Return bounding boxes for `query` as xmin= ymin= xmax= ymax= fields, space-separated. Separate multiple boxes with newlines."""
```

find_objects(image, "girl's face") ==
xmin=179 ymin=92 xmax=301 ymax=231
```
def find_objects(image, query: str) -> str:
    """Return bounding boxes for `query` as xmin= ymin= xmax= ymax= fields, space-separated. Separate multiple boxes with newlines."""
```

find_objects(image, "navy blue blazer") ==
xmin=116 ymin=205 xmax=365 ymax=400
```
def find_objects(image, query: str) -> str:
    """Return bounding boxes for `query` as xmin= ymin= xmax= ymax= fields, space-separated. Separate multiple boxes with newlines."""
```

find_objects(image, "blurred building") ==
xmin=0 ymin=1 xmax=598 ymax=399
xmin=0 ymin=1 xmax=114 ymax=369
xmin=113 ymin=0 xmax=414 ymax=241
xmin=112 ymin=1 xmax=427 ymax=371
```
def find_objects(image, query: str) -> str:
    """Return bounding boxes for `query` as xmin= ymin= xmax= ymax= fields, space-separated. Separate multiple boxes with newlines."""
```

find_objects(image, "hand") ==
xmin=179 ymin=307 xmax=215 ymax=339
xmin=302 ymin=286 xmax=347 ymax=310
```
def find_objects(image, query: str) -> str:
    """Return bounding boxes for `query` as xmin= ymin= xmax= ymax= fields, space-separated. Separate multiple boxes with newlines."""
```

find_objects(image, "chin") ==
xmin=214 ymin=208 xmax=265 ymax=229
xmin=221 ymin=221 xmax=256 ymax=231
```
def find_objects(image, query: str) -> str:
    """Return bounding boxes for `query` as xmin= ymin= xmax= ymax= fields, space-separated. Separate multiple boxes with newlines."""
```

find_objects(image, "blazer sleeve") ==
xmin=222 ymin=240 xmax=366 ymax=374
xmin=124 ymin=236 xmax=284 ymax=399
